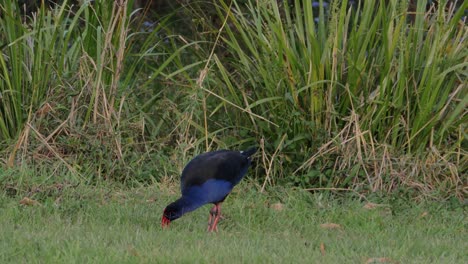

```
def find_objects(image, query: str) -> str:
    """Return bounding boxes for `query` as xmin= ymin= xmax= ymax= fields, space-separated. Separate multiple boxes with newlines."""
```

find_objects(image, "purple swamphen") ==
xmin=161 ymin=147 xmax=257 ymax=232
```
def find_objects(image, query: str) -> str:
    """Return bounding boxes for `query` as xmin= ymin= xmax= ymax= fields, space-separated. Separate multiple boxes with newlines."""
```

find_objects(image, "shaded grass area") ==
xmin=0 ymin=182 xmax=466 ymax=263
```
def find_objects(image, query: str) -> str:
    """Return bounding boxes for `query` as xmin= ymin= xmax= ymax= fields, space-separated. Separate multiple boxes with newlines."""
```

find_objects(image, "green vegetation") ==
xmin=1 ymin=0 xmax=465 ymax=198
xmin=0 ymin=0 xmax=466 ymax=261
xmin=186 ymin=0 xmax=467 ymax=196
xmin=0 ymin=180 xmax=465 ymax=263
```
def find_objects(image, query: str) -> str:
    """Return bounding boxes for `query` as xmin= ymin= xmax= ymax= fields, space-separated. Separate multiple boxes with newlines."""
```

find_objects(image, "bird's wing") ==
xmin=180 ymin=150 xmax=250 ymax=192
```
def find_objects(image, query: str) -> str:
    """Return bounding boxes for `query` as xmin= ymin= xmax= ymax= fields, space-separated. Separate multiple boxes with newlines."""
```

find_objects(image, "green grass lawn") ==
xmin=0 ymin=183 xmax=466 ymax=263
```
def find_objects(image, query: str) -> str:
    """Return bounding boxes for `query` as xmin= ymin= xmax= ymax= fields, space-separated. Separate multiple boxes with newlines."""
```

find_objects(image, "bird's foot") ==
xmin=207 ymin=218 xmax=220 ymax=232
xmin=207 ymin=214 xmax=220 ymax=232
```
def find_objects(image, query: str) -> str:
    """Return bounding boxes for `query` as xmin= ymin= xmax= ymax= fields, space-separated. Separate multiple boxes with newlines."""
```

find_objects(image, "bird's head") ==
xmin=161 ymin=202 xmax=183 ymax=228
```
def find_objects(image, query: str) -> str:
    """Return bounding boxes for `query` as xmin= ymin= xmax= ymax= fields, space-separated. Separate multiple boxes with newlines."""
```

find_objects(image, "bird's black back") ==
xmin=180 ymin=149 xmax=255 ymax=193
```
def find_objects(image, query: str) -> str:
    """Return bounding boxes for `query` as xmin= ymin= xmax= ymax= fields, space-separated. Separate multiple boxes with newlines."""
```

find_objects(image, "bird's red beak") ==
xmin=161 ymin=215 xmax=171 ymax=228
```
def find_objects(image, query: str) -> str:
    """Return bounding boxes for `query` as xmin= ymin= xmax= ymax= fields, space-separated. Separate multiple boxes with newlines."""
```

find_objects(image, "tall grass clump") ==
xmin=0 ymin=0 xmax=195 ymax=183
xmin=184 ymin=0 xmax=467 ymax=197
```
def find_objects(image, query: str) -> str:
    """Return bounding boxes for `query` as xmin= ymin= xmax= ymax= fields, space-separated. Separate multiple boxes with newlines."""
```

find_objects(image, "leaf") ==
xmin=365 ymin=257 xmax=399 ymax=264
xmin=54 ymin=196 xmax=62 ymax=206
xmin=19 ymin=197 xmax=40 ymax=206
xmin=363 ymin=202 xmax=379 ymax=209
xmin=320 ymin=223 xmax=342 ymax=230
xmin=127 ymin=245 xmax=139 ymax=256
xmin=320 ymin=242 xmax=326 ymax=256
xmin=270 ymin=202 xmax=284 ymax=211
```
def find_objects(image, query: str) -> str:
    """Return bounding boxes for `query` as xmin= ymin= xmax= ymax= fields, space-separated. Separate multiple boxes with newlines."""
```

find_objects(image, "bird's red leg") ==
xmin=208 ymin=203 xmax=222 ymax=232
xmin=207 ymin=204 xmax=217 ymax=232
xmin=212 ymin=204 xmax=221 ymax=232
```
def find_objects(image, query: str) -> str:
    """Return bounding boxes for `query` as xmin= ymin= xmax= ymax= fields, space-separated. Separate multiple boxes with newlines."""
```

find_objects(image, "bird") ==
xmin=161 ymin=147 xmax=257 ymax=232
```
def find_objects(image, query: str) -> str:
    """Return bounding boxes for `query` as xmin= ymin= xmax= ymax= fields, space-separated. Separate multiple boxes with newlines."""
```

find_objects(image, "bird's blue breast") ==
xmin=182 ymin=179 xmax=233 ymax=205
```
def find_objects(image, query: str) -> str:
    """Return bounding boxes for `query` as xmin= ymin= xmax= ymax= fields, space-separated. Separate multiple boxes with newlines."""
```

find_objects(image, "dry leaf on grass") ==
xmin=19 ymin=197 xmax=40 ymax=206
xmin=320 ymin=242 xmax=326 ymax=256
xmin=271 ymin=202 xmax=284 ymax=211
xmin=363 ymin=202 xmax=379 ymax=209
xmin=146 ymin=198 xmax=157 ymax=203
xmin=365 ymin=257 xmax=399 ymax=264
xmin=127 ymin=245 xmax=139 ymax=257
xmin=320 ymin=223 xmax=342 ymax=229
xmin=54 ymin=196 xmax=62 ymax=206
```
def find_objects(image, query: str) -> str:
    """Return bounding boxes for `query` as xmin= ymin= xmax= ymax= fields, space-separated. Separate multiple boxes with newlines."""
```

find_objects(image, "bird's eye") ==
xmin=167 ymin=210 xmax=177 ymax=219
